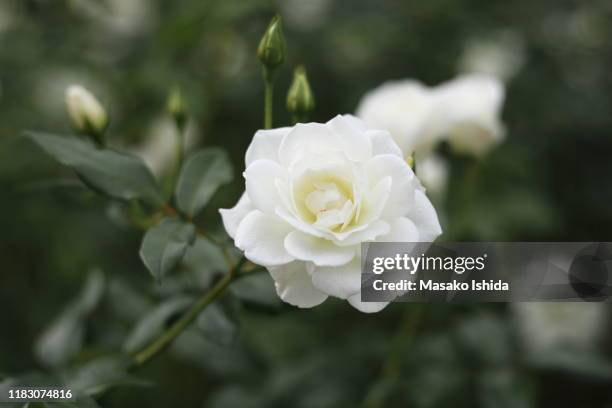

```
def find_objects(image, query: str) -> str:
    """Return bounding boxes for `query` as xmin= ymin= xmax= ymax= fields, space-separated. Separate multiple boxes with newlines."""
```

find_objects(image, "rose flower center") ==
xmin=294 ymin=172 xmax=357 ymax=232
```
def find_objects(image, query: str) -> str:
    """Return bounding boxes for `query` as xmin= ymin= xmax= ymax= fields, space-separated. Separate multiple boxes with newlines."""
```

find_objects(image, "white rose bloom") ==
xmin=512 ymin=303 xmax=607 ymax=355
xmin=432 ymin=74 xmax=505 ymax=157
xmin=355 ymin=80 xmax=438 ymax=157
xmin=356 ymin=74 xmax=505 ymax=158
xmin=220 ymin=115 xmax=442 ymax=313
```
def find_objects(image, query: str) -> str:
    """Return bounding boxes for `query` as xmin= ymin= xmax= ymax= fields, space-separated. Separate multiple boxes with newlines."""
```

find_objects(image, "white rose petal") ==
xmin=408 ymin=190 xmax=443 ymax=242
xmin=245 ymin=127 xmax=291 ymax=167
xmin=367 ymin=130 xmax=404 ymax=157
xmin=284 ymin=230 xmax=356 ymax=267
xmin=309 ymin=257 xmax=362 ymax=299
xmin=220 ymin=114 xmax=442 ymax=312
xmin=347 ymin=293 xmax=389 ymax=314
xmin=234 ymin=210 xmax=294 ymax=266
xmin=244 ymin=159 xmax=288 ymax=215
xmin=268 ymin=262 xmax=328 ymax=308
xmin=364 ymin=154 xmax=418 ymax=219
xmin=377 ymin=217 xmax=419 ymax=243
xmin=219 ymin=193 xmax=253 ymax=240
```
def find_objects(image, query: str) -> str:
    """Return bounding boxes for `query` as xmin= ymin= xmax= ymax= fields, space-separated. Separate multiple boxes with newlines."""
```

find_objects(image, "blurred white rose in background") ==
xmin=0 ymin=1 xmax=18 ymax=33
xmin=220 ymin=115 xmax=442 ymax=313
xmin=356 ymin=74 xmax=505 ymax=159
xmin=457 ymin=30 xmax=526 ymax=82
xmin=280 ymin=0 xmax=330 ymax=31
xmin=512 ymin=303 xmax=608 ymax=355
xmin=131 ymin=116 xmax=201 ymax=179
xmin=356 ymin=80 xmax=438 ymax=156
xmin=433 ymin=74 xmax=506 ymax=157
xmin=69 ymin=0 xmax=157 ymax=36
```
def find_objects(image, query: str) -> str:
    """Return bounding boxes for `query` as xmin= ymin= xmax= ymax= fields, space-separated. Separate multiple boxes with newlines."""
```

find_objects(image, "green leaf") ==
xmin=230 ymin=272 xmax=282 ymax=308
xmin=183 ymin=237 xmax=230 ymax=288
xmin=107 ymin=278 xmax=153 ymax=322
xmin=139 ymin=217 xmax=196 ymax=282
xmin=149 ymin=238 xmax=230 ymax=297
xmin=64 ymin=356 xmax=150 ymax=397
xmin=197 ymin=302 xmax=238 ymax=346
xmin=34 ymin=270 xmax=105 ymax=368
xmin=26 ymin=132 xmax=163 ymax=206
xmin=455 ymin=313 xmax=512 ymax=366
xmin=176 ymin=148 xmax=233 ymax=217
xmin=528 ymin=348 xmax=612 ymax=379
xmin=478 ymin=370 xmax=533 ymax=408
xmin=123 ymin=296 xmax=194 ymax=354
xmin=209 ymin=386 xmax=267 ymax=408
xmin=171 ymin=328 xmax=252 ymax=376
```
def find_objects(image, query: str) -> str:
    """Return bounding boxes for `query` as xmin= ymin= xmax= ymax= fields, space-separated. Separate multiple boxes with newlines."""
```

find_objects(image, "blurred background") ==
xmin=1 ymin=0 xmax=611 ymax=407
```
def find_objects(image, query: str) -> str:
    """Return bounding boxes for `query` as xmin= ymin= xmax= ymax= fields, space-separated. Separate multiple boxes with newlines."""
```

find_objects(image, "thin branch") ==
xmin=263 ymin=69 xmax=274 ymax=129
xmin=130 ymin=256 xmax=246 ymax=368
xmin=361 ymin=304 xmax=426 ymax=408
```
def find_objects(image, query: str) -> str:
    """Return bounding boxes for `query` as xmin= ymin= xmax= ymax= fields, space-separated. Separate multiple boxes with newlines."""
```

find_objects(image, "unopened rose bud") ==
xmin=167 ymin=87 xmax=187 ymax=131
xmin=65 ymin=85 xmax=108 ymax=144
xmin=287 ymin=66 xmax=315 ymax=123
xmin=257 ymin=15 xmax=286 ymax=72
xmin=406 ymin=153 xmax=415 ymax=169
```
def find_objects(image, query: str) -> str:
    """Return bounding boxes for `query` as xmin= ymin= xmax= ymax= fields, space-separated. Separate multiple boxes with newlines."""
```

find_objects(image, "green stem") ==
xmin=361 ymin=304 xmax=426 ymax=408
xmin=263 ymin=69 xmax=274 ymax=129
xmin=291 ymin=113 xmax=308 ymax=125
xmin=381 ymin=303 xmax=424 ymax=377
xmin=168 ymin=125 xmax=185 ymax=198
xmin=131 ymin=257 xmax=245 ymax=367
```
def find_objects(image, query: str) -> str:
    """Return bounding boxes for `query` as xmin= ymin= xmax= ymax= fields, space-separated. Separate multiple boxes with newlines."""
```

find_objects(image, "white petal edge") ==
xmin=244 ymin=159 xmax=288 ymax=215
xmin=356 ymin=79 xmax=437 ymax=156
xmin=408 ymin=190 xmax=443 ymax=242
xmin=332 ymin=220 xmax=391 ymax=247
xmin=268 ymin=261 xmax=328 ymax=308
xmin=284 ymin=230 xmax=356 ymax=267
xmin=347 ymin=293 xmax=389 ymax=313
xmin=308 ymin=258 xmax=361 ymax=299
xmin=376 ymin=217 xmax=419 ymax=242
xmin=278 ymin=122 xmax=341 ymax=167
xmin=326 ymin=114 xmax=372 ymax=161
xmin=364 ymin=154 xmax=417 ymax=218
xmin=219 ymin=193 xmax=253 ymax=240
xmin=367 ymin=129 xmax=403 ymax=158
xmin=245 ymin=127 xmax=291 ymax=167
xmin=234 ymin=210 xmax=294 ymax=266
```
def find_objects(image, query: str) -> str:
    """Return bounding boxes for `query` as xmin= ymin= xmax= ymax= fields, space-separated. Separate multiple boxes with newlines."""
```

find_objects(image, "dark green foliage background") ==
xmin=0 ymin=0 xmax=611 ymax=406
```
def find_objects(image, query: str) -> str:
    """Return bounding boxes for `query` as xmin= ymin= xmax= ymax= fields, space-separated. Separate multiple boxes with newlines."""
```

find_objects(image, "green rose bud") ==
xmin=257 ymin=15 xmax=286 ymax=72
xmin=287 ymin=65 xmax=315 ymax=123
xmin=167 ymin=86 xmax=187 ymax=131
xmin=406 ymin=153 xmax=415 ymax=169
